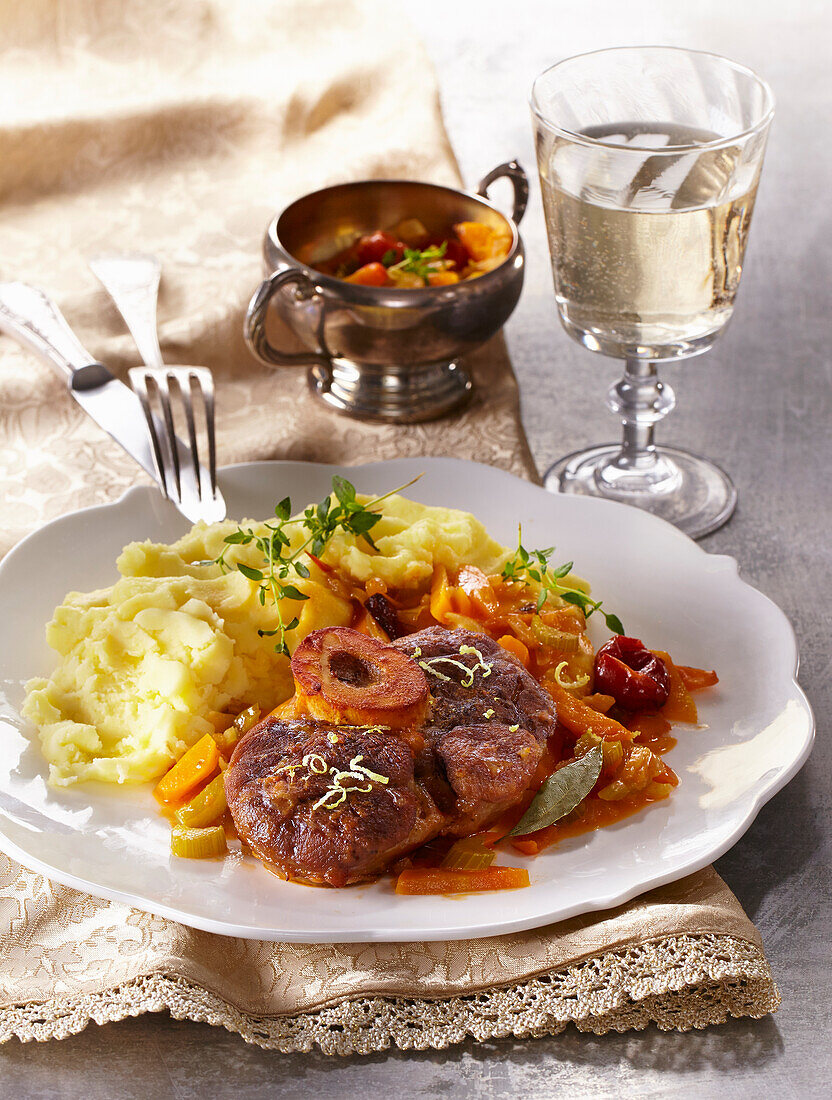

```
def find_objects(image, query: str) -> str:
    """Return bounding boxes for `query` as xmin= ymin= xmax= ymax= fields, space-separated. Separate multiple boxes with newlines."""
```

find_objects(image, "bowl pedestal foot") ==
xmin=307 ymin=358 xmax=473 ymax=423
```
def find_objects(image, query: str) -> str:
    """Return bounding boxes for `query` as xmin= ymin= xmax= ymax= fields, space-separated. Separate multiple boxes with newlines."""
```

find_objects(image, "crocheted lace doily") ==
xmin=2 ymin=933 xmax=778 ymax=1055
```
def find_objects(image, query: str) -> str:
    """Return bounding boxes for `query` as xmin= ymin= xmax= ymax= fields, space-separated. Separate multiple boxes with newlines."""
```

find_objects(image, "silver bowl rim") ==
xmin=264 ymin=177 xmax=525 ymax=305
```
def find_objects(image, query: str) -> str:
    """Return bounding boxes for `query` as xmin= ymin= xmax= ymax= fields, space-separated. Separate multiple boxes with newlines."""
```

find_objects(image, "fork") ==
xmin=89 ymin=252 xmax=225 ymax=523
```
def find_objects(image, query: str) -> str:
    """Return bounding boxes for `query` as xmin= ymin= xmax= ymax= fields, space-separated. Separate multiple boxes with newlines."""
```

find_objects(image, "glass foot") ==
xmin=544 ymin=444 xmax=737 ymax=539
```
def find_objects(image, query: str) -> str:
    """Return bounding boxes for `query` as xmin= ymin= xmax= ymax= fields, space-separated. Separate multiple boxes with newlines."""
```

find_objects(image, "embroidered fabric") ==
xmin=1 ymin=935 xmax=778 ymax=1054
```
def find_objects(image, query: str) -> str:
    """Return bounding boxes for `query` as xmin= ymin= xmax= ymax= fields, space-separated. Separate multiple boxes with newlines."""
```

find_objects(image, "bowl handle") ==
xmin=477 ymin=161 xmax=529 ymax=225
xmin=244 ymin=269 xmax=330 ymax=369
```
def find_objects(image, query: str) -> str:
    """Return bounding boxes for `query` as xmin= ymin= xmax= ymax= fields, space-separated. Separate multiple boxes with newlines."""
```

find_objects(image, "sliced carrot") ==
xmin=509 ymin=839 xmax=540 ymax=856
xmin=345 ymin=262 xmax=389 ymax=286
xmin=497 ymin=633 xmax=530 ymax=668
xmin=547 ymin=682 xmax=633 ymax=741
xmin=457 ymin=564 xmax=499 ymax=616
xmin=654 ymin=651 xmax=698 ymax=723
xmin=677 ymin=665 xmax=719 ymax=692
xmin=395 ymin=866 xmax=530 ymax=895
xmin=427 ymin=270 xmax=460 ymax=287
xmin=352 ymin=605 xmax=390 ymax=641
xmin=153 ymin=734 xmax=220 ymax=804
xmin=429 ymin=564 xmax=454 ymax=623
xmin=654 ymin=761 xmax=680 ymax=786
xmin=582 ymin=693 xmax=616 ymax=713
xmin=454 ymin=221 xmax=497 ymax=262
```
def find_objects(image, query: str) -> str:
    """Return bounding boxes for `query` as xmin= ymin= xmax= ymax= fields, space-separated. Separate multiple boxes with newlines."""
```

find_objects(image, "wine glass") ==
xmin=531 ymin=47 xmax=774 ymax=537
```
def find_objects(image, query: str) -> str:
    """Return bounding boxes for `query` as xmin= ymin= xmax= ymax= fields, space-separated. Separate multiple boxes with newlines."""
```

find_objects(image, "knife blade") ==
xmin=0 ymin=283 xmax=225 ymax=525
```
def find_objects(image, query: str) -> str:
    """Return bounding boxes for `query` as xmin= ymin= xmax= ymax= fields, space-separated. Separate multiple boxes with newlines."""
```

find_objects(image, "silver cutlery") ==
xmin=89 ymin=251 xmax=224 ymax=523
xmin=0 ymin=282 xmax=225 ymax=524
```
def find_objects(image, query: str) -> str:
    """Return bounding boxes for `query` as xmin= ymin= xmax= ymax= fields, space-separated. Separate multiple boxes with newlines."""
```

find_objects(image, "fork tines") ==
xmin=128 ymin=366 xmax=218 ymax=509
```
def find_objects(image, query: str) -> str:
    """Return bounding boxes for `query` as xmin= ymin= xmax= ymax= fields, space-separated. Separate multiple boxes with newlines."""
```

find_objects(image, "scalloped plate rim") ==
xmin=0 ymin=458 xmax=815 ymax=942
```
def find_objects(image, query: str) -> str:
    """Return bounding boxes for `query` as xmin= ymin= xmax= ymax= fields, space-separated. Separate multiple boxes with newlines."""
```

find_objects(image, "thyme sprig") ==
xmin=214 ymin=475 xmax=421 ymax=655
xmin=501 ymin=527 xmax=624 ymax=635
xmin=386 ymin=241 xmax=448 ymax=283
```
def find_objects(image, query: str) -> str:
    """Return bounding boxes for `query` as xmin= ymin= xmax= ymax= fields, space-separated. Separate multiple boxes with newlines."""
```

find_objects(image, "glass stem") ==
xmin=595 ymin=359 xmax=680 ymax=493
xmin=608 ymin=359 xmax=676 ymax=471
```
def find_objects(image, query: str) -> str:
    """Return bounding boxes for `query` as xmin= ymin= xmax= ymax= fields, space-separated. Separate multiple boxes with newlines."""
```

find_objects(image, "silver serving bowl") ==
xmin=244 ymin=162 xmax=528 ymax=422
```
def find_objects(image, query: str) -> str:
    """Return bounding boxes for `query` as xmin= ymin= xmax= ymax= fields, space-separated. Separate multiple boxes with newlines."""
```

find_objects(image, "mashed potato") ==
xmin=24 ymin=493 xmax=507 ymax=786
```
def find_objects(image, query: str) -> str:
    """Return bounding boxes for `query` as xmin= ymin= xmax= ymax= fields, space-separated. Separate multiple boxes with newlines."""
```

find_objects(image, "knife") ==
xmin=0 ymin=283 xmax=225 ymax=524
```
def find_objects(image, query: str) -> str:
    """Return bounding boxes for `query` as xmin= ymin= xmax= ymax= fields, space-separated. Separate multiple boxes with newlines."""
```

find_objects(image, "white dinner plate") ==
xmin=0 ymin=458 xmax=814 ymax=941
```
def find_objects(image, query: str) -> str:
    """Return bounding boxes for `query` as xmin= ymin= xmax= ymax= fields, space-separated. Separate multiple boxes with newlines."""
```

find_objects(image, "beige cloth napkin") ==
xmin=0 ymin=0 xmax=777 ymax=1052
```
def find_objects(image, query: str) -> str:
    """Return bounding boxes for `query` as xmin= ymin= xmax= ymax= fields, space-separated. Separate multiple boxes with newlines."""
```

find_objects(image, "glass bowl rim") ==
xmin=530 ymin=45 xmax=775 ymax=154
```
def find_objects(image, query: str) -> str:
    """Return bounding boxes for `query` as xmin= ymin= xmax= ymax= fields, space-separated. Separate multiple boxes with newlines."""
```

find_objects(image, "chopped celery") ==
xmin=441 ymin=836 xmax=495 ymax=871
xmin=175 ymin=772 xmax=227 ymax=828
xmin=531 ymin=616 xmax=580 ymax=652
xmin=171 ymin=825 xmax=227 ymax=859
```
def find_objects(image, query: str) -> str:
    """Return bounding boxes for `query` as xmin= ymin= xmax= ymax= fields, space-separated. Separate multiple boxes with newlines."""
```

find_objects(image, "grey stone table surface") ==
xmin=3 ymin=1 xmax=830 ymax=1096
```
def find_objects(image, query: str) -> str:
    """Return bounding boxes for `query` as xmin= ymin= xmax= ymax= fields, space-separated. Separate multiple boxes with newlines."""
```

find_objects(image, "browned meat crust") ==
xmin=391 ymin=627 xmax=556 ymax=834
xmin=225 ymin=718 xmax=443 ymax=887
xmin=436 ymin=725 xmax=543 ymax=836
xmin=291 ymin=626 xmax=429 ymax=729
xmin=226 ymin=627 xmax=558 ymax=885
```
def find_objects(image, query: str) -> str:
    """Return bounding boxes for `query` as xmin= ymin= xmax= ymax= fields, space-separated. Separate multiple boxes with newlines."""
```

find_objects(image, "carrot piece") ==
xmin=677 ymin=665 xmax=719 ymax=692
xmin=394 ymin=866 xmax=530 ymax=895
xmin=352 ymin=605 xmax=390 ymax=641
xmin=654 ymin=651 xmax=698 ymax=723
xmin=497 ymin=634 xmax=530 ymax=668
xmin=509 ymin=839 xmax=540 ymax=856
xmin=457 ymin=564 xmax=499 ymax=616
xmin=582 ymin=693 xmax=616 ymax=713
xmin=153 ymin=734 xmax=220 ymax=804
xmin=454 ymin=221 xmax=497 ymax=262
xmin=345 ymin=262 xmax=389 ymax=286
xmin=429 ymin=564 xmax=455 ymax=623
xmin=427 ymin=270 xmax=460 ymax=286
xmin=547 ymin=683 xmax=633 ymax=741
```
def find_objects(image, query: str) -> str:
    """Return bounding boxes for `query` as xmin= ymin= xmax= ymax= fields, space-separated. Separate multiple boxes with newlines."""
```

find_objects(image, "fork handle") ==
xmin=0 ymin=283 xmax=100 ymax=383
xmin=88 ymin=252 xmax=165 ymax=368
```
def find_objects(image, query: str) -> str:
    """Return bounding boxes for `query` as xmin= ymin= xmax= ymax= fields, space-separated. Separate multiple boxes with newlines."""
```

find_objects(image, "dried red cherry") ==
xmin=594 ymin=636 xmax=670 ymax=711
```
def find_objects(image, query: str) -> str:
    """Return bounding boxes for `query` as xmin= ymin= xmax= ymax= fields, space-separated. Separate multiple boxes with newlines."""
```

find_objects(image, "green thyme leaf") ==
xmin=560 ymin=590 xmax=588 ymax=612
xmin=387 ymin=240 xmax=448 ymax=284
xmin=501 ymin=530 xmax=623 ymax=634
xmin=331 ymin=476 xmax=356 ymax=505
xmin=604 ymin=611 xmax=625 ymax=636
xmin=213 ymin=474 xmax=422 ymax=654
xmin=279 ymin=585 xmax=309 ymax=602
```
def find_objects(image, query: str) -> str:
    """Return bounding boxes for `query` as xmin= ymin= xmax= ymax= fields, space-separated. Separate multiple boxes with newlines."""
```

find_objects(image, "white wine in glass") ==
xmin=532 ymin=50 xmax=774 ymax=537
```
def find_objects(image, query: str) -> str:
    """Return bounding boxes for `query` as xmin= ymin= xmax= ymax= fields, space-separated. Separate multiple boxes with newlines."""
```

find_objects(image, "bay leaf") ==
xmin=508 ymin=744 xmax=603 ymax=836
